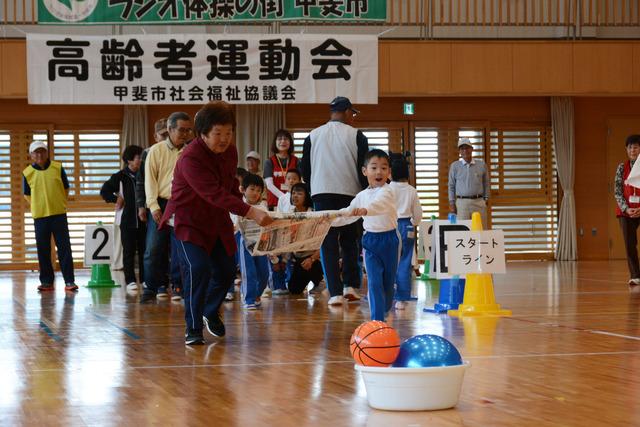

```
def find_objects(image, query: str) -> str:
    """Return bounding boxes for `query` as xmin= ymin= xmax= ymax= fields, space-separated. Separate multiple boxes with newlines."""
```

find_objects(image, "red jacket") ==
xmin=161 ymin=137 xmax=250 ymax=255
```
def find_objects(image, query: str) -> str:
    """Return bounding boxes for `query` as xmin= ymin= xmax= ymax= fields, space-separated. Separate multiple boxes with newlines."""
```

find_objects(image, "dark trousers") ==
xmin=120 ymin=225 xmax=146 ymax=284
xmin=313 ymin=194 xmax=362 ymax=297
xmin=176 ymin=239 xmax=236 ymax=332
xmin=287 ymin=256 xmax=324 ymax=294
xmin=142 ymin=201 xmax=181 ymax=294
xmin=619 ymin=216 xmax=640 ymax=279
xmin=34 ymin=214 xmax=75 ymax=285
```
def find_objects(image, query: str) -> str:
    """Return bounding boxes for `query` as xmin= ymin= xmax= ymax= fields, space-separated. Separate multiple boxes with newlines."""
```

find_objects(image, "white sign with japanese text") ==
xmin=446 ymin=230 xmax=506 ymax=275
xmin=27 ymin=33 xmax=378 ymax=105
xmin=430 ymin=219 xmax=473 ymax=280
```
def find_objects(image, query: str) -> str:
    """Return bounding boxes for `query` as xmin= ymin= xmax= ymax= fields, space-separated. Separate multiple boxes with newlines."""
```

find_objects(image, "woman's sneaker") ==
xmin=171 ymin=287 xmax=183 ymax=302
xmin=343 ymin=287 xmax=361 ymax=302
xmin=37 ymin=283 xmax=54 ymax=292
xmin=126 ymin=282 xmax=138 ymax=291
xmin=64 ymin=283 xmax=78 ymax=292
xmin=272 ymin=288 xmax=289 ymax=296
xmin=261 ymin=287 xmax=272 ymax=298
xmin=185 ymin=329 xmax=205 ymax=345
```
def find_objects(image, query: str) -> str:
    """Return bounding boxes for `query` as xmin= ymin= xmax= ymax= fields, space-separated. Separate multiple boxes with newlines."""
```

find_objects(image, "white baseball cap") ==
xmin=246 ymin=151 xmax=260 ymax=160
xmin=29 ymin=141 xmax=48 ymax=154
xmin=457 ymin=138 xmax=473 ymax=148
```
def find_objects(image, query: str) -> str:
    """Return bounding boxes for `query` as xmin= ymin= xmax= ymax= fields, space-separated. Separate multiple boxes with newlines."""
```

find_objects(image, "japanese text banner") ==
xmin=27 ymin=33 xmax=378 ymax=105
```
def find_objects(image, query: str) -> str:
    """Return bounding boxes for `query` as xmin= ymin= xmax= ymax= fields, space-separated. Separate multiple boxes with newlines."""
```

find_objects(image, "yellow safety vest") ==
xmin=23 ymin=161 xmax=67 ymax=219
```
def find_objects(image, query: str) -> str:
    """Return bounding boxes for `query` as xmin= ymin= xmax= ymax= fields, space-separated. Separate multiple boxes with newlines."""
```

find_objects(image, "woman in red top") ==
xmin=615 ymin=134 xmax=640 ymax=286
xmin=264 ymin=129 xmax=299 ymax=210
xmin=162 ymin=102 xmax=272 ymax=345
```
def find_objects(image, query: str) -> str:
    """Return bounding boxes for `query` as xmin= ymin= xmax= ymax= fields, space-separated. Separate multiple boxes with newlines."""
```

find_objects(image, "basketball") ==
xmin=350 ymin=321 xmax=401 ymax=367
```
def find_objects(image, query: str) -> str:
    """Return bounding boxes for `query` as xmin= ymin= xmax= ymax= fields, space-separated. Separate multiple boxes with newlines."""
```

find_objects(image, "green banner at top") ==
xmin=38 ymin=0 xmax=387 ymax=24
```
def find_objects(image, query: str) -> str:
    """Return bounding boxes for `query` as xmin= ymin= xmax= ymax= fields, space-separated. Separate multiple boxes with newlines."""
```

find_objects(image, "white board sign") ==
xmin=446 ymin=230 xmax=506 ymax=274
xmin=417 ymin=219 xmax=434 ymax=261
xmin=84 ymin=224 xmax=114 ymax=266
xmin=430 ymin=219 xmax=472 ymax=279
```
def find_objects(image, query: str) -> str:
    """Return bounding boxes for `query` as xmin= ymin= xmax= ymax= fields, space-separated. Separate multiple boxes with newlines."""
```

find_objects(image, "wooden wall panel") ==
xmin=0 ymin=41 xmax=27 ymax=97
xmin=573 ymin=44 xmax=634 ymax=94
xmin=633 ymin=43 xmax=640 ymax=93
xmin=450 ymin=43 xmax=513 ymax=93
xmin=385 ymin=42 xmax=451 ymax=94
xmin=513 ymin=43 xmax=573 ymax=93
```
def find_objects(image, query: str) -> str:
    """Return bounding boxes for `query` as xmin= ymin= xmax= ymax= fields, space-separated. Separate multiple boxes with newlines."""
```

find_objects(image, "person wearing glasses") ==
xmin=140 ymin=112 xmax=193 ymax=303
xmin=300 ymin=96 xmax=369 ymax=306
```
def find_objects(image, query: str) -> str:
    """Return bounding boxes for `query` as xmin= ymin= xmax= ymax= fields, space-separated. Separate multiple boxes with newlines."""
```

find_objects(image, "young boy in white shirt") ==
xmin=389 ymin=158 xmax=423 ymax=309
xmin=343 ymin=149 xmax=399 ymax=321
xmin=233 ymin=174 xmax=271 ymax=309
xmin=275 ymin=168 xmax=302 ymax=214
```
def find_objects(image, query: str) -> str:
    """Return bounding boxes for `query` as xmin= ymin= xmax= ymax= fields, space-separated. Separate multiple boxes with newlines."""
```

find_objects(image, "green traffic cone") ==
xmin=87 ymin=264 xmax=118 ymax=288
xmin=420 ymin=259 xmax=431 ymax=280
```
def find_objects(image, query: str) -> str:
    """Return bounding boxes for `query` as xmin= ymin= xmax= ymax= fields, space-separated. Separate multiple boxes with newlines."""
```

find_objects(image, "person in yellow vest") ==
xmin=23 ymin=141 xmax=76 ymax=292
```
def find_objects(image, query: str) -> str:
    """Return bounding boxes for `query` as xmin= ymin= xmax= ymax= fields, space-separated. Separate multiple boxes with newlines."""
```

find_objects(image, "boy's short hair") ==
xmin=626 ymin=134 xmax=640 ymax=147
xmin=290 ymin=183 xmax=312 ymax=210
xmin=285 ymin=168 xmax=301 ymax=179
xmin=391 ymin=158 xmax=410 ymax=181
xmin=122 ymin=145 xmax=143 ymax=163
xmin=236 ymin=167 xmax=249 ymax=179
xmin=242 ymin=173 xmax=264 ymax=190
xmin=195 ymin=101 xmax=236 ymax=137
xmin=364 ymin=149 xmax=390 ymax=166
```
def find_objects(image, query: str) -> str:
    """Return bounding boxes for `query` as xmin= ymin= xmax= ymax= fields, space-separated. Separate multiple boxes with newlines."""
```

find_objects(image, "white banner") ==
xmin=446 ymin=230 xmax=506 ymax=274
xmin=27 ymin=33 xmax=378 ymax=105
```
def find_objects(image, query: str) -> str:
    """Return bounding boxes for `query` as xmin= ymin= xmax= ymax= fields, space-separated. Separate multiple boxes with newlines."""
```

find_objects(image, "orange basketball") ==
xmin=350 ymin=320 xmax=401 ymax=367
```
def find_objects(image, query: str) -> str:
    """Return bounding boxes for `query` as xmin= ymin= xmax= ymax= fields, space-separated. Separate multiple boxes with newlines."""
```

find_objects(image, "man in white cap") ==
xmin=246 ymin=151 xmax=262 ymax=176
xmin=448 ymin=137 xmax=490 ymax=226
xmin=23 ymin=140 xmax=76 ymax=292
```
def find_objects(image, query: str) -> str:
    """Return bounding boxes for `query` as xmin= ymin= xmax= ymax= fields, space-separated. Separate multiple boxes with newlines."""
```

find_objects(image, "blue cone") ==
xmin=424 ymin=276 xmax=466 ymax=313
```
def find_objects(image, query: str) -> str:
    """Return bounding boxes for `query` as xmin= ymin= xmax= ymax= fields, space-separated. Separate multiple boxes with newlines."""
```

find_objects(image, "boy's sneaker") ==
xmin=255 ymin=297 xmax=262 ymax=307
xmin=37 ymin=283 xmax=54 ymax=292
xmin=244 ymin=303 xmax=258 ymax=310
xmin=139 ymin=290 xmax=156 ymax=304
xmin=395 ymin=301 xmax=407 ymax=310
xmin=224 ymin=292 xmax=234 ymax=301
xmin=328 ymin=295 xmax=344 ymax=306
xmin=64 ymin=283 xmax=79 ymax=292
xmin=171 ymin=287 xmax=183 ymax=302
xmin=156 ymin=286 xmax=169 ymax=299
xmin=343 ymin=287 xmax=361 ymax=302
xmin=629 ymin=278 xmax=640 ymax=286
xmin=185 ymin=329 xmax=205 ymax=346
xmin=203 ymin=313 xmax=225 ymax=337
xmin=272 ymin=288 xmax=289 ymax=296
xmin=126 ymin=282 xmax=138 ymax=291
xmin=261 ymin=287 xmax=272 ymax=298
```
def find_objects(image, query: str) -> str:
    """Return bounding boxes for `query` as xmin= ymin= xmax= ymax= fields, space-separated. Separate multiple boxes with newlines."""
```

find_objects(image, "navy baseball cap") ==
xmin=329 ymin=96 xmax=360 ymax=114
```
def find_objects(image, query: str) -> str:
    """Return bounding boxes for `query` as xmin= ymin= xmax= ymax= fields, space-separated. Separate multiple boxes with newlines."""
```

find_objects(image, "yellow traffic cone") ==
xmin=449 ymin=212 xmax=511 ymax=317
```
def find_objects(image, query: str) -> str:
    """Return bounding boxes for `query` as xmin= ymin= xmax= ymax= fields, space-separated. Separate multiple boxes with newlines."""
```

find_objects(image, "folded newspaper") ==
xmin=237 ymin=210 xmax=357 ymax=256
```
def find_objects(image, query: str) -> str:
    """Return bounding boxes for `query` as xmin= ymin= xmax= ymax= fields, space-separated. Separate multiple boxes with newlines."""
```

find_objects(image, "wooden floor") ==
xmin=2 ymin=261 xmax=640 ymax=426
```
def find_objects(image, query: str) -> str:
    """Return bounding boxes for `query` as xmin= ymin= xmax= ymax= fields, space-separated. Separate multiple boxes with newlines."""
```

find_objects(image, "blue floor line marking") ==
xmin=90 ymin=312 xmax=141 ymax=340
xmin=39 ymin=321 xmax=62 ymax=342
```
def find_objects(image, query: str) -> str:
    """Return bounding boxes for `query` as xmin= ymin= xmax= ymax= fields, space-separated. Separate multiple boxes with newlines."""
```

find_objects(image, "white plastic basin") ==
xmin=355 ymin=361 xmax=470 ymax=411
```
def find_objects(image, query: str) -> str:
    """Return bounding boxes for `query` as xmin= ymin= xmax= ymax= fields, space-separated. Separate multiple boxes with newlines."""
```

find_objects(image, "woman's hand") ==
xmin=246 ymin=206 xmax=274 ymax=226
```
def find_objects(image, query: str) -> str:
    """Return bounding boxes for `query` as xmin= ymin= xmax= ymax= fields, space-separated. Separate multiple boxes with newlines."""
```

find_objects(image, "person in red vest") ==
xmin=615 ymin=134 xmax=640 ymax=286
xmin=264 ymin=129 xmax=299 ymax=210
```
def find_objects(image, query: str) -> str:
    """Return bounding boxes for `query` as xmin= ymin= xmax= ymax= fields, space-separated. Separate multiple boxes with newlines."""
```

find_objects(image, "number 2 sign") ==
xmin=84 ymin=224 xmax=113 ymax=266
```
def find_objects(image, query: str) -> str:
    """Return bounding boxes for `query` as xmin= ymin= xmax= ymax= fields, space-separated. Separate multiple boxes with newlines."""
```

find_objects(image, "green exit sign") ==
xmin=403 ymin=102 xmax=415 ymax=115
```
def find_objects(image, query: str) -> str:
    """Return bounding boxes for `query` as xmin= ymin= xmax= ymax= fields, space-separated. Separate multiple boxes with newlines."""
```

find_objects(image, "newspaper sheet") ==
xmin=237 ymin=210 xmax=355 ymax=256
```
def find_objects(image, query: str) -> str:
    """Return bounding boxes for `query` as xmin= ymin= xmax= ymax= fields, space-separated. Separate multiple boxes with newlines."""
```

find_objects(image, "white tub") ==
xmin=355 ymin=362 xmax=470 ymax=411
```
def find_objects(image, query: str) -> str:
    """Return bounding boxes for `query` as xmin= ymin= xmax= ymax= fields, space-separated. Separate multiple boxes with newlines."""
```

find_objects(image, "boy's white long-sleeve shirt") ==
xmin=342 ymin=184 xmax=397 ymax=232
xmin=231 ymin=198 xmax=267 ymax=230
xmin=276 ymin=192 xmax=293 ymax=213
xmin=389 ymin=181 xmax=423 ymax=225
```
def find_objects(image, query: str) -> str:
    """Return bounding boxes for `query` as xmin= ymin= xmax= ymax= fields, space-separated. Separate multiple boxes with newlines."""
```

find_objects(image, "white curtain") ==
xmin=235 ymin=105 xmax=285 ymax=170
xmin=551 ymin=97 xmax=577 ymax=261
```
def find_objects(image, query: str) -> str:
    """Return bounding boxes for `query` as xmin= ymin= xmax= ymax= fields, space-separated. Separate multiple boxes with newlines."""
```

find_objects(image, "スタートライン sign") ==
xmin=37 ymin=0 xmax=386 ymax=24
xmin=446 ymin=230 xmax=506 ymax=275
xmin=27 ymin=34 xmax=378 ymax=105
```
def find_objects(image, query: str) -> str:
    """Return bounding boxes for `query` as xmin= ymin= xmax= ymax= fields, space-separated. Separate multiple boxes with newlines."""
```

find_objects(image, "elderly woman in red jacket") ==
xmin=162 ymin=101 xmax=272 ymax=345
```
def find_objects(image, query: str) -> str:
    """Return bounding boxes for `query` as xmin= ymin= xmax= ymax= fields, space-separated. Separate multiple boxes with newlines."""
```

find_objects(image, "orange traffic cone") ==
xmin=449 ymin=212 xmax=511 ymax=317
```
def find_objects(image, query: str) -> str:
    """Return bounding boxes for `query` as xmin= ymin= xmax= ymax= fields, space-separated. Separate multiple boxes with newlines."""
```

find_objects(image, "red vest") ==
xmin=616 ymin=160 xmax=640 ymax=217
xmin=267 ymin=154 xmax=298 ymax=207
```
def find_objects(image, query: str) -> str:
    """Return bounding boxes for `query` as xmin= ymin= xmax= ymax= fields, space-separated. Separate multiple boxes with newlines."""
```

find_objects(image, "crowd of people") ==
xmin=27 ymin=97 xmax=501 ymax=346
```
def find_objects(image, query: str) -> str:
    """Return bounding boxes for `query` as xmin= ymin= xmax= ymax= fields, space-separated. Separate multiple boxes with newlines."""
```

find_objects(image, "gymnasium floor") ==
xmin=1 ymin=261 xmax=639 ymax=426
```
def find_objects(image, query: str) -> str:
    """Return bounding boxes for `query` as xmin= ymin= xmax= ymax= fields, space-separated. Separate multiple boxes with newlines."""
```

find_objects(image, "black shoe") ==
xmin=203 ymin=313 xmax=225 ymax=337
xmin=139 ymin=291 xmax=156 ymax=304
xmin=185 ymin=329 xmax=205 ymax=346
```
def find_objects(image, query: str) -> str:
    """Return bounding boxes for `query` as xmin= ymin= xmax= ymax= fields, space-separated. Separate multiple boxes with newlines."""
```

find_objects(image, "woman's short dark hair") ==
xmin=195 ymin=102 xmax=236 ymax=138
xmin=122 ymin=145 xmax=143 ymax=163
xmin=270 ymin=129 xmax=294 ymax=155
xmin=290 ymin=183 xmax=312 ymax=210
xmin=626 ymin=134 xmax=640 ymax=147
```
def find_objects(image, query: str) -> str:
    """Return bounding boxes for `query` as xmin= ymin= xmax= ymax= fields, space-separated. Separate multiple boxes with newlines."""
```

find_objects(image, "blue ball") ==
xmin=392 ymin=334 xmax=462 ymax=368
